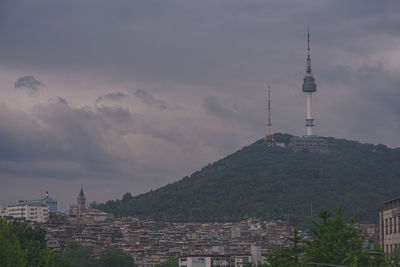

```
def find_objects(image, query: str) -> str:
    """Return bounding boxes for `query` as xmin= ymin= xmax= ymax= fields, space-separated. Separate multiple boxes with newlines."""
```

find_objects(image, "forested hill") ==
xmin=96 ymin=133 xmax=400 ymax=227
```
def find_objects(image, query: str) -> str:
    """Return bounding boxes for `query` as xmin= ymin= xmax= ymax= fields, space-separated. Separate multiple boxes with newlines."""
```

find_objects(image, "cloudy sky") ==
xmin=0 ymin=0 xmax=399 ymax=210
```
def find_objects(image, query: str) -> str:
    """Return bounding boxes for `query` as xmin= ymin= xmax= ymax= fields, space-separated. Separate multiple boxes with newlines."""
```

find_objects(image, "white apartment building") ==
xmin=0 ymin=206 xmax=6 ymax=217
xmin=1 ymin=203 xmax=50 ymax=223
xmin=179 ymin=254 xmax=252 ymax=267
xmin=179 ymin=245 xmax=263 ymax=267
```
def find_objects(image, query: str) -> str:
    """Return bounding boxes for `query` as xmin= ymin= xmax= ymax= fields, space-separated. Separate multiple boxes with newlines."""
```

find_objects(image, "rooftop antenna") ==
xmin=264 ymin=84 xmax=275 ymax=144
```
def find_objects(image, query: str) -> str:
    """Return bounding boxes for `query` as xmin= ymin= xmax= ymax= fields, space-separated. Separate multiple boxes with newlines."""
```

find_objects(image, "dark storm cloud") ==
xmin=48 ymin=96 xmax=68 ymax=105
xmin=0 ymin=99 xmax=202 ymax=181
xmin=0 ymin=101 xmax=134 ymax=179
xmin=14 ymin=75 xmax=43 ymax=95
xmin=203 ymin=96 xmax=237 ymax=120
xmin=317 ymin=63 xmax=400 ymax=141
xmin=96 ymin=105 xmax=135 ymax=135
xmin=96 ymin=92 xmax=128 ymax=103
xmin=134 ymin=88 xmax=167 ymax=109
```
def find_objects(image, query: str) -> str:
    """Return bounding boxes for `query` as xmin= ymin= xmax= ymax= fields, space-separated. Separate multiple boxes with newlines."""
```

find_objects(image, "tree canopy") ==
xmin=95 ymin=133 xmax=400 ymax=227
xmin=0 ymin=219 xmax=67 ymax=267
xmin=264 ymin=207 xmax=386 ymax=266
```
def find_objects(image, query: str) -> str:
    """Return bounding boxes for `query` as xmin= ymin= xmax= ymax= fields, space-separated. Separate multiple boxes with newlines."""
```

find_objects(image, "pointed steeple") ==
xmin=79 ymin=187 xmax=85 ymax=197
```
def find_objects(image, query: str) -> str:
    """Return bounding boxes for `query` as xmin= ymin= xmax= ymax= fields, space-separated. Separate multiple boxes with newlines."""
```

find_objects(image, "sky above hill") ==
xmin=0 ymin=0 xmax=399 ymax=210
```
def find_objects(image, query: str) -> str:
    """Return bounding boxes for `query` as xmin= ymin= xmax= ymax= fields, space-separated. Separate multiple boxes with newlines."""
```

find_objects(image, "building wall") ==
xmin=380 ymin=198 xmax=400 ymax=254
xmin=179 ymin=255 xmax=252 ymax=267
xmin=0 ymin=206 xmax=6 ymax=217
xmin=291 ymin=136 xmax=329 ymax=153
xmin=77 ymin=196 xmax=86 ymax=217
xmin=3 ymin=204 xmax=49 ymax=222
xmin=17 ymin=195 xmax=58 ymax=213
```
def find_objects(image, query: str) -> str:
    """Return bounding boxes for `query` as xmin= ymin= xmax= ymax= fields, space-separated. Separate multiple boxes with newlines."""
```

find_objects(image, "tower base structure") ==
xmin=264 ymin=134 xmax=275 ymax=144
xmin=291 ymin=136 xmax=329 ymax=153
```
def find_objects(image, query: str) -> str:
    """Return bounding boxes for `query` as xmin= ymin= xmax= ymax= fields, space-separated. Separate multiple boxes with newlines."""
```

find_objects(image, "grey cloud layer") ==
xmin=134 ymin=88 xmax=167 ymax=109
xmin=0 ymin=0 xmax=400 ymax=206
xmin=96 ymin=92 xmax=128 ymax=103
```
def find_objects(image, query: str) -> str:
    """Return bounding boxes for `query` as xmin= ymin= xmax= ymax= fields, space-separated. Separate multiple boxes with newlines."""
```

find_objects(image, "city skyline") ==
xmin=1 ymin=0 xmax=400 ymax=210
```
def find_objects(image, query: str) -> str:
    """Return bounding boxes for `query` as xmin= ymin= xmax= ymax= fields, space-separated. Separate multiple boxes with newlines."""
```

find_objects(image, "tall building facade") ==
xmin=17 ymin=191 xmax=57 ymax=213
xmin=0 ymin=203 xmax=50 ymax=222
xmin=380 ymin=196 xmax=400 ymax=254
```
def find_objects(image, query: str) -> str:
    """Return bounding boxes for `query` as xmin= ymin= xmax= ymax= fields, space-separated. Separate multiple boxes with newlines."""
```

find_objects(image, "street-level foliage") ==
xmin=0 ymin=219 xmax=68 ymax=267
xmin=264 ymin=206 xmax=386 ymax=266
xmin=61 ymin=242 xmax=136 ymax=267
xmin=0 ymin=220 xmax=136 ymax=267
xmin=97 ymin=247 xmax=135 ymax=267
xmin=95 ymin=133 xmax=400 ymax=227
xmin=160 ymin=258 xmax=179 ymax=267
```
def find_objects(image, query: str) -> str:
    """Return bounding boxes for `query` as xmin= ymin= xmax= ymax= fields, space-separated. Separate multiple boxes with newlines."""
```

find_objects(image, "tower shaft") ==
xmin=306 ymin=93 xmax=313 ymax=135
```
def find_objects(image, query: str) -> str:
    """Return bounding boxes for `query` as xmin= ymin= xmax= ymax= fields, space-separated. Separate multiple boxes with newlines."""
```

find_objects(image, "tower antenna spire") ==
xmin=264 ymin=83 xmax=275 ymax=144
xmin=306 ymin=24 xmax=312 ymax=75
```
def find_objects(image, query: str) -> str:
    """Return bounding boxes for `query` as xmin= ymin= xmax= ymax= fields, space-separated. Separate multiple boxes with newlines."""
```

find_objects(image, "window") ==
xmin=390 ymin=218 xmax=393 ymax=234
xmin=395 ymin=216 xmax=397 ymax=234
xmin=398 ymin=216 xmax=400 ymax=233
xmin=386 ymin=219 xmax=389 ymax=235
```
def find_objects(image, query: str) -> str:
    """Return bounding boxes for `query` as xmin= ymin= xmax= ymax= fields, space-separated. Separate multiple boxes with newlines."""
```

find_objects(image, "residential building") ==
xmin=17 ymin=191 xmax=58 ymax=213
xmin=2 ymin=203 xmax=50 ymax=222
xmin=179 ymin=254 xmax=252 ymax=267
xmin=380 ymin=196 xmax=400 ymax=253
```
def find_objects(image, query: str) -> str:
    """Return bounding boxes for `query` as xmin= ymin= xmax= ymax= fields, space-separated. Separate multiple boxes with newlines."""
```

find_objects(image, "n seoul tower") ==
xmin=292 ymin=27 xmax=328 ymax=153
xmin=302 ymin=26 xmax=317 ymax=136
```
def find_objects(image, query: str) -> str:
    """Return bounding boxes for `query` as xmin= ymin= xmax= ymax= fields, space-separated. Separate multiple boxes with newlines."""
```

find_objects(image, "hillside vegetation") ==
xmin=96 ymin=133 xmax=400 ymax=227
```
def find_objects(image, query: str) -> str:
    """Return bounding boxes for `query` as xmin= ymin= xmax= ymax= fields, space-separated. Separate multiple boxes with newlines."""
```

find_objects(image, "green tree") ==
xmin=0 ymin=220 xmax=67 ymax=267
xmin=12 ymin=221 xmax=47 ymax=250
xmin=385 ymin=245 xmax=400 ymax=267
xmin=97 ymin=247 xmax=135 ymax=267
xmin=287 ymin=229 xmax=305 ymax=265
xmin=0 ymin=220 xmax=27 ymax=267
xmin=265 ymin=229 xmax=305 ymax=267
xmin=62 ymin=242 xmax=96 ymax=267
xmin=122 ymin=193 xmax=133 ymax=203
xmin=161 ymin=258 xmax=178 ymax=267
xmin=303 ymin=206 xmax=381 ymax=266
xmin=265 ymin=247 xmax=294 ymax=267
